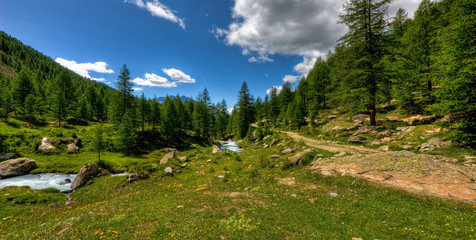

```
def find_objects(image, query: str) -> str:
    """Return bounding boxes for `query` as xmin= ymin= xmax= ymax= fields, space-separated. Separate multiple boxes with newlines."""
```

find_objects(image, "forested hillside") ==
xmin=245 ymin=0 xmax=475 ymax=146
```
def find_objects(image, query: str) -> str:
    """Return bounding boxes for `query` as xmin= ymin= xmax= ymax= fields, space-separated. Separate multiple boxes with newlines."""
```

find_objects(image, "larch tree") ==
xmin=338 ymin=0 xmax=392 ymax=125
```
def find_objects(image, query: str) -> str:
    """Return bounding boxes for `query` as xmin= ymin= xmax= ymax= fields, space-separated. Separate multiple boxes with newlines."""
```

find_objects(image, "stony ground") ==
xmin=284 ymin=131 xmax=476 ymax=203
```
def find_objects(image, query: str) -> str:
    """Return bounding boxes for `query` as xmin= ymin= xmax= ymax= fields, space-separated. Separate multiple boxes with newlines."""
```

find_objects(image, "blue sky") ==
xmin=0 ymin=0 xmax=421 ymax=107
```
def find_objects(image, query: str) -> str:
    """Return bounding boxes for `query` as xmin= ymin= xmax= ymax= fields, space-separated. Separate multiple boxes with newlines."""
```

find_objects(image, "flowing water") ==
xmin=220 ymin=141 xmax=243 ymax=152
xmin=0 ymin=173 xmax=77 ymax=192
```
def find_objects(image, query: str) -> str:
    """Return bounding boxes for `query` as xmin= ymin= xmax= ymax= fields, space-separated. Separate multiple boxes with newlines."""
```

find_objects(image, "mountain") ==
xmin=156 ymin=95 xmax=192 ymax=104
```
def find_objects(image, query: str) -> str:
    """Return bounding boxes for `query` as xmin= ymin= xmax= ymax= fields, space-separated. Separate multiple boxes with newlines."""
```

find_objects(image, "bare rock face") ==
xmin=212 ymin=145 xmax=222 ymax=154
xmin=0 ymin=158 xmax=37 ymax=179
xmin=160 ymin=150 xmax=177 ymax=165
xmin=71 ymin=163 xmax=100 ymax=190
xmin=38 ymin=138 xmax=56 ymax=153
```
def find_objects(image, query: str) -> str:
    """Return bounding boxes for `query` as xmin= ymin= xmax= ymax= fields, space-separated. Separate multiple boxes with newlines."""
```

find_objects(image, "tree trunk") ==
xmin=369 ymin=103 xmax=376 ymax=126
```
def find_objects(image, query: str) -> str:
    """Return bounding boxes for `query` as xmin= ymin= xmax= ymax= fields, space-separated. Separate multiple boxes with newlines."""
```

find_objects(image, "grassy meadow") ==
xmin=1 ymin=133 xmax=475 ymax=239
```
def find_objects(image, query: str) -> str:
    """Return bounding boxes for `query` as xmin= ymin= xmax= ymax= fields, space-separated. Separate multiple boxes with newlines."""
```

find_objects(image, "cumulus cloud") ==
xmin=162 ymin=68 xmax=196 ymax=83
xmin=266 ymin=86 xmax=283 ymax=95
xmin=126 ymin=0 xmax=185 ymax=29
xmin=215 ymin=0 xmax=421 ymax=78
xmin=283 ymin=75 xmax=299 ymax=83
xmin=55 ymin=58 xmax=114 ymax=81
xmin=133 ymin=87 xmax=143 ymax=91
xmin=131 ymin=73 xmax=177 ymax=88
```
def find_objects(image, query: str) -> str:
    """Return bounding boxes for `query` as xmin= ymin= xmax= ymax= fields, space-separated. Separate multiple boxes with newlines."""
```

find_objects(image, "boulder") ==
xmin=164 ymin=167 xmax=174 ymax=176
xmin=38 ymin=137 xmax=56 ymax=152
xmin=328 ymin=115 xmax=338 ymax=119
xmin=352 ymin=114 xmax=370 ymax=123
xmin=70 ymin=163 xmax=100 ymax=190
xmin=348 ymin=135 xmax=369 ymax=144
xmin=179 ymin=156 xmax=188 ymax=162
xmin=378 ymin=145 xmax=390 ymax=151
xmin=66 ymin=142 xmax=79 ymax=154
xmin=420 ymin=137 xmax=452 ymax=152
xmin=270 ymin=154 xmax=281 ymax=158
xmin=0 ymin=158 xmax=37 ymax=179
xmin=127 ymin=173 xmax=138 ymax=183
xmin=401 ymin=115 xmax=436 ymax=125
xmin=281 ymin=147 xmax=299 ymax=155
xmin=212 ymin=145 xmax=222 ymax=154
xmin=160 ymin=150 xmax=176 ymax=165
xmin=288 ymin=149 xmax=313 ymax=165
xmin=269 ymin=139 xmax=278 ymax=146
xmin=377 ymin=130 xmax=392 ymax=139
xmin=0 ymin=153 xmax=16 ymax=161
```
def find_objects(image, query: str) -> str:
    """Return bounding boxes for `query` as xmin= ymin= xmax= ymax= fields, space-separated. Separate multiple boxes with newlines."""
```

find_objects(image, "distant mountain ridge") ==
xmin=156 ymin=95 xmax=192 ymax=104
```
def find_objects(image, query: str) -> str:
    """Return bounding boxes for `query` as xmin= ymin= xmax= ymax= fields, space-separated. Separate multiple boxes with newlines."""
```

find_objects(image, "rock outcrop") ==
xmin=0 ymin=158 xmax=37 ymax=179
xmin=420 ymin=137 xmax=452 ymax=152
xmin=160 ymin=149 xmax=177 ymax=165
xmin=352 ymin=114 xmax=369 ymax=124
xmin=71 ymin=163 xmax=100 ymax=190
xmin=38 ymin=138 xmax=56 ymax=152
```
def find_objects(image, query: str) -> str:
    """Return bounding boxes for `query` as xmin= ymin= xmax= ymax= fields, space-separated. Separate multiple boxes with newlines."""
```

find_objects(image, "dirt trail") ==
xmin=283 ymin=131 xmax=476 ymax=203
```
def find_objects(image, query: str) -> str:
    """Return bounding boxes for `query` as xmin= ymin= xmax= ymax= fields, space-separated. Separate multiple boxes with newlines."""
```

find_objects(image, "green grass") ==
xmin=1 ymin=138 xmax=475 ymax=239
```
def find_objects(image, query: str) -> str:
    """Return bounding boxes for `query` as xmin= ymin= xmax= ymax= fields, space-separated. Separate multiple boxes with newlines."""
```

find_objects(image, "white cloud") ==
xmin=266 ymin=86 xmax=283 ymax=95
xmin=227 ymin=108 xmax=234 ymax=114
xmin=126 ymin=0 xmax=185 ymax=29
xmin=131 ymin=73 xmax=177 ymax=88
xmin=294 ymin=56 xmax=317 ymax=76
xmin=283 ymin=75 xmax=299 ymax=83
xmin=133 ymin=87 xmax=143 ymax=91
xmin=162 ymin=68 xmax=196 ymax=83
xmin=248 ymin=55 xmax=273 ymax=63
xmin=215 ymin=0 xmax=421 ymax=75
xmin=55 ymin=58 xmax=114 ymax=81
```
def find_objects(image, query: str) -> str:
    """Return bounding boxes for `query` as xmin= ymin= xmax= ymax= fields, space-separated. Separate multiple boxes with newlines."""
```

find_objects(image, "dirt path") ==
xmin=283 ymin=131 xmax=476 ymax=203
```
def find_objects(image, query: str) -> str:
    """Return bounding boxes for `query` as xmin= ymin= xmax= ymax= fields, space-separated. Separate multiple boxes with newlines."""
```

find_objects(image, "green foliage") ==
xmin=116 ymin=111 xmax=137 ymax=155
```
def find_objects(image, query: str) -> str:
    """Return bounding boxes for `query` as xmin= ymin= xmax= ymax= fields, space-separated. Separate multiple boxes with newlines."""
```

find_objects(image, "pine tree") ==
xmin=338 ymin=0 xmax=392 ymax=125
xmin=150 ymin=95 xmax=161 ymax=132
xmin=161 ymin=96 xmax=178 ymax=141
xmin=192 ymin=89 xmax=212 ymax=140
xmin=92 ymin=123 xmax=105 ymax=162
xmin=435 ymin=0 xmax=476 ymax=145
xmin=51 ymin=71 xmax=75 ymax=126
xmin=113 ymin=64 xmax=134 ymax=122
xmin=237 ymin=81 xmax=254 ymax=138
xmin=116 ymin=110 xmax=137 ymax=155
xmin=12 ymin=69 xmax=35 ymax=117
xmin=138 ymin=93 xmax=150 ymax=132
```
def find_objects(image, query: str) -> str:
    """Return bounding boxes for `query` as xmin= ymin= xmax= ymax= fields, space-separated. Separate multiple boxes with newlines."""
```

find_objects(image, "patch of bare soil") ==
xmin=284 ymin=132 xmax=476 ymax=203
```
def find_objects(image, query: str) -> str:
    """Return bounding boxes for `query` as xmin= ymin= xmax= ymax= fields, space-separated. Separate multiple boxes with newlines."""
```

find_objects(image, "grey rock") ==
xmin=352 ymin=114 xmax=370 ymax=122
xmin=160 ymin=150 xmax=176 ymax=165
xmin=328 ymin=115 xmax=338 ymax=119
xmin=420 ymin=137 xmax=452 ymax=152
xmin=321 ymin=170 xmax=333 ymax=176
xmin=270 ymin=154 xmax=281 ymax=158
xmin=0 ymin=153 xmax=17 ymax=161
xmin=348 ymin=135 xmax=369 ymax=144
xmin=127 ymin=173 xmax=138 ymax=183
xmin=180 ymin=163 xmax=188 ymax=168
xmin=71 ymin=163 xmax=100 ymax=190
xmin=164 ymin=167 xmax=174 ymax=176
xmin=179 ymin=156 xmax=188 ymax=162
xmin=377 ymin=130 xmax=392 ymax=139
xmin=38 ymin=137 xmax=56 ymax=152
xmin=206 ymin=159 xmax=212 ymax=163
xmin=0 ymin=158 xmax=37 ymax=179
